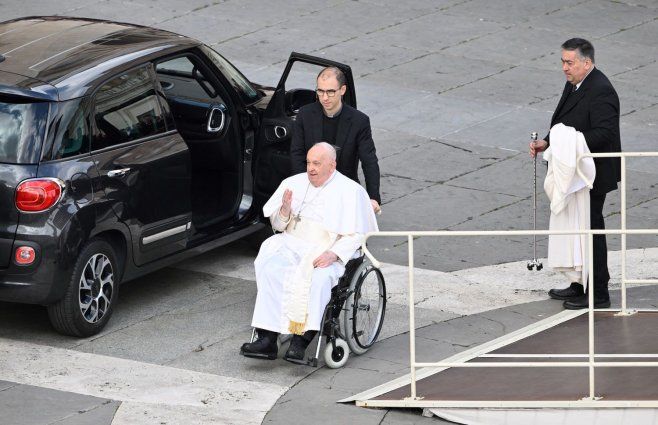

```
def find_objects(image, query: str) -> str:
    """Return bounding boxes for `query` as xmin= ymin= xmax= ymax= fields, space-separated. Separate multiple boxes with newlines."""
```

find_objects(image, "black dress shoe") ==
xmin=283 ymin=331 xmax=317 ymax=365
xmin=548 ymin=282 xmax=584 ymax=300
xmin=563 ymin=295 xmax=611 ymax=310
xmin=240 ymin=329 xmax=279 ymax=360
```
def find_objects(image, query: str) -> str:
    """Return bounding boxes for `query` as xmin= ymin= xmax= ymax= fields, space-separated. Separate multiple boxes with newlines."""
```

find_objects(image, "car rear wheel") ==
xmin=47 ymin=239 xmax=120 ymax=337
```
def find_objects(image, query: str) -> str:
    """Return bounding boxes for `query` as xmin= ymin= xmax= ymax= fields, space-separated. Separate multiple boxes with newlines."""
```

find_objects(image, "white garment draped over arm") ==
xmin=543 ymin=123 xmax=596 ymax=286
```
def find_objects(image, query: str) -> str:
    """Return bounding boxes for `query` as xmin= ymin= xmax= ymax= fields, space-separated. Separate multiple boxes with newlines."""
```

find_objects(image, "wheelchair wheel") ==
xmin=341 ymin=262 xmax=386 ymax=355
xmin=323 ymin=338 xmax=349 ymax=369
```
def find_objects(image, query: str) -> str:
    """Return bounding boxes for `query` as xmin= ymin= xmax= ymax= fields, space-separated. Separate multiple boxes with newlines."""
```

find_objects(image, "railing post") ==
xmin=621 ymin=156 xmax=628 ymax=314
xmin=588 ymin=232 xmax=596 ymax=400
xmin=408 ymin=235 xmax=417 ymax=400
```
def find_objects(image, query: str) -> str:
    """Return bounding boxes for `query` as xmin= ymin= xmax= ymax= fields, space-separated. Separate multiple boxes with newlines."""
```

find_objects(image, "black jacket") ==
xmin=546 ymin=67 xmax=622 ymax=195
xmin=291 ymin=102 xmax=381 ymax=203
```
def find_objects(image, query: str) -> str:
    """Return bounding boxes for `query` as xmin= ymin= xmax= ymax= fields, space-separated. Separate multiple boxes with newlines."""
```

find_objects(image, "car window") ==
xmin=199 ymin=45 xmax=259 ymax=103
xmin=156 ymin=56 xmax=220 ymax=101
xmin=50 ymin=99 xmax=90 ymax=159
xmin=92 ymin=66 xmax=166 ymax=150
xmin=0 ymin=96 xmax=49 ymax=164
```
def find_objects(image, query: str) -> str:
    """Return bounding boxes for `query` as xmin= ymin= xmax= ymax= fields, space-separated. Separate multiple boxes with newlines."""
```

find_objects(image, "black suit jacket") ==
xmin=291 ymin=102 xmax=381 ymax=203
xmin=546 ymin=67 xmax=622 ymax=195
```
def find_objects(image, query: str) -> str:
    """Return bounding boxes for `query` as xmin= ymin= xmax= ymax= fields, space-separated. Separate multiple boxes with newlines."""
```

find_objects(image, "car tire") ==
xmin=47 ymin=239 xmax=120 ymax=337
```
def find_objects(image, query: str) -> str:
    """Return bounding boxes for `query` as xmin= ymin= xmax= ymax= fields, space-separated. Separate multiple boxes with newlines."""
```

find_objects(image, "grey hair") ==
xmin=561 ymin=38 xmax=595 ymax=63
xmin=312 ymin=141 xmax=337 ymax=161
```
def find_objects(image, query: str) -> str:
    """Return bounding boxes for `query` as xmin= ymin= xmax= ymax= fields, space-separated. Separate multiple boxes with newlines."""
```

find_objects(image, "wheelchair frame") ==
xmin=306 ymin=255 xmax=387 ymax=368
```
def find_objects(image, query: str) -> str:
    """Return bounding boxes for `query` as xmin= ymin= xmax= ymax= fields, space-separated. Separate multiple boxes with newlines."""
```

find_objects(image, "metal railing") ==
xmin=360 ymin=152 xmax=658 ymax=406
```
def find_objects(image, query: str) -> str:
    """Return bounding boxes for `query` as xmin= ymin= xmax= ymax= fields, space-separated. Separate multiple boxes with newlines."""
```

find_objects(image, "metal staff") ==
xmin=527 ymin=131 xmax=543 ymax=271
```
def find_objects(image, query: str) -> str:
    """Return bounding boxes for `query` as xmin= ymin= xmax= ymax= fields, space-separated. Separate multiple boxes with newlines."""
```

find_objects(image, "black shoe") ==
xmin=549 ymin=282 xmax=584 ymax=300
xmin=240 ymin=329 xmax=279 ymax=360
xmin=563 ymin=295 xmax=611 ymax=310
xmin=283 ymin=331 xmax=317 ymax=365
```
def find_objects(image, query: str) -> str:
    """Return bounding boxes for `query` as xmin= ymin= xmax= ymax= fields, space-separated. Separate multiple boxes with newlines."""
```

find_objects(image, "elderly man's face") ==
xmin=306 ymin=146 xmax=336 ymax=187
xmin=561 ymin=49 xmax=591 ymax=85
xmin=316 ymin=73 xmax=346 ymax=115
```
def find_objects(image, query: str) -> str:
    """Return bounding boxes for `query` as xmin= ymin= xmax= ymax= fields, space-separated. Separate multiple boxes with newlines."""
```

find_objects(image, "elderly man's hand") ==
xmin=370 ymin=199 xmax=381 ymax=215
xmin=313 ymin=251 xmax=338 ymax=268
xmin=280 ymin=189 xmax=293 ymax=218
xmin=529 ymin=139 xmax=548 ymax=158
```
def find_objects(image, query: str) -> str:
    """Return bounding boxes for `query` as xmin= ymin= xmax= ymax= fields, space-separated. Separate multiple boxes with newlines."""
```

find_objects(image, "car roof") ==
xmin=0 ymin=16 xmax=200 ymax=101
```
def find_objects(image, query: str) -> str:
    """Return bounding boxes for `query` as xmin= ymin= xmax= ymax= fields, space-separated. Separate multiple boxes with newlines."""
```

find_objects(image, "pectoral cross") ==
xmin=292 ymin=214 xmax=301 ymax=229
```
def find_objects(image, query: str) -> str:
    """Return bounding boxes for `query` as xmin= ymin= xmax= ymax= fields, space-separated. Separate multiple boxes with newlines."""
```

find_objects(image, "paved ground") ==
xmin=1 ymin=0 xmax=657 ymax=424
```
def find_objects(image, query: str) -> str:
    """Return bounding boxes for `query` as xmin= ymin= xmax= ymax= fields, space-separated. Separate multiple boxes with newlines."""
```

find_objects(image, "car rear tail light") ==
xmin=15 ymin=178 xmax=64 ymax=212
xmin=15 ymin=246 xmax=36 ymax=265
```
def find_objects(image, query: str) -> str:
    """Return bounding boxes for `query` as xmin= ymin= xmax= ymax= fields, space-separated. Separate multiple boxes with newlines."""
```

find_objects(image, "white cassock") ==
xmin=543 ymin=123 xmax=596 ymax=287
xmin=251 ymin=170 xmax=378 ymax=335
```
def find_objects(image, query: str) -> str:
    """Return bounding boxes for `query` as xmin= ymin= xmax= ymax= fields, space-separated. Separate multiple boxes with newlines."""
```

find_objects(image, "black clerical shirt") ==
xmin=321 ymin=111 xmax=341 ymax=145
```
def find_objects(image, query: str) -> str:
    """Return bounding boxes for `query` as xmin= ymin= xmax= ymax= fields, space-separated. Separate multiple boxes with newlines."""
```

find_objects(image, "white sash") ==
xmin=284 ymin=218 xmax=335 ymax=334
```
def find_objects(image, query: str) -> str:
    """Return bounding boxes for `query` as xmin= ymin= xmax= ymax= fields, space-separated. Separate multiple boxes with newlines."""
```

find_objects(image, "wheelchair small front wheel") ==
xmin=323 ymin=338 xmax=349 ymax=369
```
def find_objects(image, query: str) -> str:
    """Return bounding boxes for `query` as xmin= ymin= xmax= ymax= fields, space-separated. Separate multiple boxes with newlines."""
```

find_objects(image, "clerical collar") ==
xmin=575 ymin=66 xmax=594 ymax=90
xmin=323 ymin=105 xmax=343 ymax=119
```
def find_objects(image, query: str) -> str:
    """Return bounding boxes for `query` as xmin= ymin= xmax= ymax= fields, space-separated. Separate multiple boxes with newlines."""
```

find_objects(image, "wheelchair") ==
xmin=307 ymin=254 xmax=386 ymax=368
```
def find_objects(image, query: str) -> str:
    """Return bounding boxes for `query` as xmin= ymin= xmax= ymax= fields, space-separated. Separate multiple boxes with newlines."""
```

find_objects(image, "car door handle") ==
xmin=207 ymin=105 xmax=226 ymax=133
xmin=107 ymin=168 xmax=131 ymax=178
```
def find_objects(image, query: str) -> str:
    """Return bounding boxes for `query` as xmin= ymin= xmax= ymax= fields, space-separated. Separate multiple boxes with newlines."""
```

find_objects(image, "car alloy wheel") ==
xmin=79 ymin=253 xmax=114 ymax=324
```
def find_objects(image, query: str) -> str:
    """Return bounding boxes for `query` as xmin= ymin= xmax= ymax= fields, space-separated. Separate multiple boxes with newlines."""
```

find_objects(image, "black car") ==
xmin=0 ymin=16 xmax=357 ymax=337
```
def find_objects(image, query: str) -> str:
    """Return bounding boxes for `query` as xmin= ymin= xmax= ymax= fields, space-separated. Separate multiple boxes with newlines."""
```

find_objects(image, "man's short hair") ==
xmin=562 ymin=38 xmax=595 ymax=63
xmin=317 ymin=66 xmax=346 ymax=87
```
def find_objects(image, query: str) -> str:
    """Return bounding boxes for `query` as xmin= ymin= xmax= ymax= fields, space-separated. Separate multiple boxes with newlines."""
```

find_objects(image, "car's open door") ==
xmin=252 ymin=52 xmax=355 ymax=209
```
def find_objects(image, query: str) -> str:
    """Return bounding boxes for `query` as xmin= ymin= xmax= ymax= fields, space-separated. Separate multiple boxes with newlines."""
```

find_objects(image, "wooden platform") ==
xmin=349 ymin=310 xmax=658 ymax=408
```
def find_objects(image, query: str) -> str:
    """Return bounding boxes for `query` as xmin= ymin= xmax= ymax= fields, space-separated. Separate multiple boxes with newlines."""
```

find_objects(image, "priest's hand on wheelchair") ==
xmin=313 ymin=251 xmax=338 ymax=268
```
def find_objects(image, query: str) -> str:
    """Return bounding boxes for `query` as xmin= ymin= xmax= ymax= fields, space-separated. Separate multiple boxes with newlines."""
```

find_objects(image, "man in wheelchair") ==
xmin=241 ymin=142 xmax=378 ymax=364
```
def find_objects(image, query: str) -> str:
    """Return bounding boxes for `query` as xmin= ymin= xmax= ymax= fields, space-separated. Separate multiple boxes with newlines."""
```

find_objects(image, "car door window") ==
xmin=50 ymin=99 xmax=90 ymax=159
xmin=156 ymin=56 xmax=220 ymax=102
xmin=92 ymin=66 xmax=166 ymax=151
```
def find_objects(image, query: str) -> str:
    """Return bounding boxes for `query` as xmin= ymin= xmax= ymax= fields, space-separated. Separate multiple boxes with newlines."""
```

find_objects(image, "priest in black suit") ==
xmin=530 ymin=38 xmax=621 ymax=309
xmin=291 ymin=67 xmax=381 ymax=213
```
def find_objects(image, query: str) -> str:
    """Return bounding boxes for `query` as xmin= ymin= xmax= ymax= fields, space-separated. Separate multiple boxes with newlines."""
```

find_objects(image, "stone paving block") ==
xmin=608 ymin=17 xmax=658 ymax=46
xmin=442 ymin=24 xmax=564 ymax=70
xmin=263 ymin=380 xmax=386 ymax=425
xmin=66 ymin=0 xmax=181 ymax=26
xmin=363 ymin=53 xmax=514 ymax=92
xmin=0 ymin=384 xmax=113 ymax=425
xmin=372 ymin=94 xmax=515 ymax=140
xmin=371 ymin=127 xmax=431 ymax=161
xmin=441 ymin=0 xmax=580 ymax=25
xmin=362 ymin=11 xmax=506 ymax=53
xmin=353 ymin=80 xmax=432 ymax=117
xmin=446 ymin=153 xmax=541 ymax=198
xmin=0 ymin=380 xmax=16 ymax=391
xmin=77 ymin=280 xmax=256 ymax=365
xmin=444 ymin=65 xmax=564 ymax=107
xmin=527 ymin=0 xmax=658 ymax=39
xmin=595 ymin=40 xmax=658 ymax=77
xmin=379 ymin=138 xmax=518 ymax=183
xmin=380 ymin=174 xmax=436 ymax=206
xmin=611 ymin=79 xmax=658 ymax=117
xmin=58 ymin=400 xmax=121 ymax=425
xmin=316 ymin=36 xmax=432 ymax=78
xmin=378 ymin=181 xmax=520 ymax=231
xmin=444 ymin=107 xmax=553 ymax=152
xmin=156 ymin=12 xmax=259 ymax=45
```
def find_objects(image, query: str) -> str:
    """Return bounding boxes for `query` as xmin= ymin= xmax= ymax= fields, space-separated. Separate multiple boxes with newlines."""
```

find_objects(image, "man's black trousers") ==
xmin=590 ymin=192 xmax=610 ymax=299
